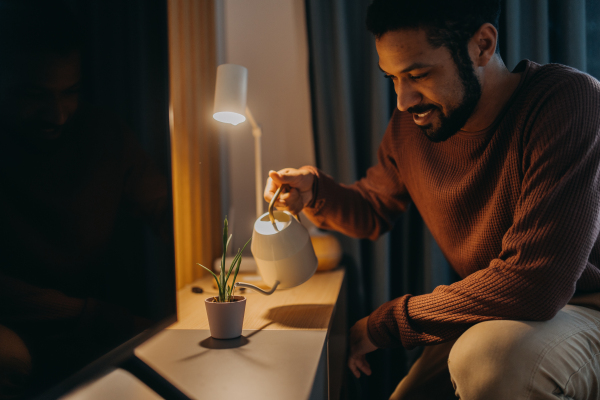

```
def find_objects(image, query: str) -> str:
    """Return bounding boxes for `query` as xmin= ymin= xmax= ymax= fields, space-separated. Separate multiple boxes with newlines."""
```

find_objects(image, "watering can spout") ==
xmin=235 ymin=280 xmax=280 ymax=295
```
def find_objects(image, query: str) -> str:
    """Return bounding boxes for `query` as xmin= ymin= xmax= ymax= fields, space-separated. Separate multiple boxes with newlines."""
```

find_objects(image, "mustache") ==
xmin=407 ymin=104 xmax=438 ymax=114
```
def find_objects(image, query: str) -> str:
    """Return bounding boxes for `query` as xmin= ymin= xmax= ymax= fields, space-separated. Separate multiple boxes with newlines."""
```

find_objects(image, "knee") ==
xmin=448 ymin=320 xmax=536 ymax=400
xmin=0 ymin=325 xmax=32 ymax=399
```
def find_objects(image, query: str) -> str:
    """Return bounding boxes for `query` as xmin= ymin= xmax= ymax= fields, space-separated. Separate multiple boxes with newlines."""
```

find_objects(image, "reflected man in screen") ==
xmin=0 ymin=1 xmax=173 ymax=398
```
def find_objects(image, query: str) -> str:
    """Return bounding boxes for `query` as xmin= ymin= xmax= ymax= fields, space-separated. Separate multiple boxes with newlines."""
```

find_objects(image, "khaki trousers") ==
xmin=390 ymin=295 xmax=600 ymax=400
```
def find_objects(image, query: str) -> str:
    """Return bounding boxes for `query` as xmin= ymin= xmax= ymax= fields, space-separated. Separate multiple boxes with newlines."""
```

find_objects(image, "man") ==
xmin=0 ymin=2 xmax=172 ymax=397
xmin=265 ymin=0 xmax=600 ymax=398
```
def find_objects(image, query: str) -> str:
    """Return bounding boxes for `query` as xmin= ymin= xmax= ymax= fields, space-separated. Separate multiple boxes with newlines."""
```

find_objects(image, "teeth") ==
xmin=417 ymin=110 xmax=432 ymax=118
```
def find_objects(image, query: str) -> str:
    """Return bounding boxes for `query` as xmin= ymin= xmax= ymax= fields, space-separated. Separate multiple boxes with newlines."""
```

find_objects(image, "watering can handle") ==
xmin=235 ymin=280 xmax=280 ymax=295
xmin=268 ymin=184 xmax=301 ymax=231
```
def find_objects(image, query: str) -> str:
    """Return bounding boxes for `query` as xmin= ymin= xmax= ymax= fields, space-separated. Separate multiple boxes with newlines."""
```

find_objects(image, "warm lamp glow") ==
xmin=213 ymin=111 xmax=246 ymax=125
xmin=213 ymin=63 xmax=264 ymax=217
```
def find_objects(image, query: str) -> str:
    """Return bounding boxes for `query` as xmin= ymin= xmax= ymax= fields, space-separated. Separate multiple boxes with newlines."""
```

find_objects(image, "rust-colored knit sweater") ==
xmin=302 ymin=60 xmax=600 ymax=349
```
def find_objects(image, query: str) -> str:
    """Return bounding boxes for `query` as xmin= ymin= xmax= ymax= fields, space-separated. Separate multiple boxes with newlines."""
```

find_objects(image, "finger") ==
xmin=279 ymin=188 xmax=300 ymax=203
xmin=271 ymin=168 xmax=306 ymax=185
xmin=288 ymin=191 xmax=304 ymax=214
xmin=348 ymin=359 xmax=361 ymax=379
xmin=278 ymin=192 xmax=292 ymax=201
xmin=275 ymin=199 xmax=303 ymax=215
xmin=275 ymin=204 xmax=289 ymax=212
xmin=269 ymin=170 xmax=288 ymax=185
xmin=356 ymin=357 xmax=372 ymax=376
xmin=264 ymin=177 xmax=279 ymax=202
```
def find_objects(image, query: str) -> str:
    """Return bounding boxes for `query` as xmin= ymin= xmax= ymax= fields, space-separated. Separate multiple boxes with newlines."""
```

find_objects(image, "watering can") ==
xmin=235 ymin=184 xmax=318 ymax=295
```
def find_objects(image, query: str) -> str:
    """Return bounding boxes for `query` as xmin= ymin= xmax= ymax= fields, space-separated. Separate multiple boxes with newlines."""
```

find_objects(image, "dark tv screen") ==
xmin=0 ymin=1 xmax=176 ymax=398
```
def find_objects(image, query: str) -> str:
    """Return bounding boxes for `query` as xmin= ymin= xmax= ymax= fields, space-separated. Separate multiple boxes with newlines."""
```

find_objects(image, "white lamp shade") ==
xmin=213 ymin=64 xmax=248 ymax=125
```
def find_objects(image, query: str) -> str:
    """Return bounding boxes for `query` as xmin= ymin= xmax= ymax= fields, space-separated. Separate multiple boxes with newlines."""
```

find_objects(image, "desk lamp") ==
xmin=212 ymin=64 xmax=318 ymax=295
xmin=213 ymin=63 xmax=264 ymax=218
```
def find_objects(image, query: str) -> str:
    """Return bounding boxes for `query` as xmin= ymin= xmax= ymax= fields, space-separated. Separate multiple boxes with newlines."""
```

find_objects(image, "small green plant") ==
xmin=197 ymin=217 xmax=251 ymax=302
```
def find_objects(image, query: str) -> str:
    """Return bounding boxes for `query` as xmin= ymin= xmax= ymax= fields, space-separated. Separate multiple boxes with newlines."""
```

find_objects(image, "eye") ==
xmin=409 ymin=73 xmax=428 ymax=81
xmin=383 ymin=74 xmax=395 ymax=80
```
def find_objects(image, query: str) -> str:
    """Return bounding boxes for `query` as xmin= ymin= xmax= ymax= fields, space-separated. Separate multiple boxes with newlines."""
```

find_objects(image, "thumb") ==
xmin=269 ymin=169 xmax=296 ymax=185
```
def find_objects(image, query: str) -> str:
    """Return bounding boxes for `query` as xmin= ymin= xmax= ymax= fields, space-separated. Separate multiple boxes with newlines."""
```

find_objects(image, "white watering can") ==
xmin=235 ymin=184 xmax=318 ymax=295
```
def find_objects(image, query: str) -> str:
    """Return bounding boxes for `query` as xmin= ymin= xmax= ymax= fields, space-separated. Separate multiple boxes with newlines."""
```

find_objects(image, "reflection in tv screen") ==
xmin=0 ymin=1 xmax=175 ymax=398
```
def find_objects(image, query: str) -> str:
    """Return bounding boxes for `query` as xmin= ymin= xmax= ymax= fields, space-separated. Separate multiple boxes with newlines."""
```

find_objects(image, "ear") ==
xmin=468 ymin=23 xmax=498 ymax=67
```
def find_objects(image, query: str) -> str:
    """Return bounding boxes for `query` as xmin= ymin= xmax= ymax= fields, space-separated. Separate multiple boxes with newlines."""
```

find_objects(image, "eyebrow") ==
xmin=378 ymin=62 xmax=434 ymax=75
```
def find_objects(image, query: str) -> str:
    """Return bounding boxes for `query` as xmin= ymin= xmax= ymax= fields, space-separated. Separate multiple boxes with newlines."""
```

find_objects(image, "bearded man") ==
xmin=265 ymin=0 xmax=600 ymax=398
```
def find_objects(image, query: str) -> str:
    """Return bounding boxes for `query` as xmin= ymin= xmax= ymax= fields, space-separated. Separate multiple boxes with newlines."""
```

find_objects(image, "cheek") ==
xmin=425 ymin=83 xmax=463 ymax=114
xmin=64 ymin=95 xmax=79 ymax=115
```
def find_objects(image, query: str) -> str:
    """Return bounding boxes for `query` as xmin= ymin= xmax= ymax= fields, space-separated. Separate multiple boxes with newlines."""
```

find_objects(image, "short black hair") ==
xmin=366 ymin=0 xmax=501 ymax=53
xmin=0 ymin=0 xmax=82 ymax=59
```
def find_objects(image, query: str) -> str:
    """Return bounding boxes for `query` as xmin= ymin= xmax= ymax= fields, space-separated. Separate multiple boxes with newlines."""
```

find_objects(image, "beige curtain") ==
xmin=168 ymin=0 xmax=221 ymax=290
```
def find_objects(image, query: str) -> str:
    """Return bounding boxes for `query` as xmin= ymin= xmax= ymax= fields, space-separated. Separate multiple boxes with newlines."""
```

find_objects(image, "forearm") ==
xmin=301 ymin=166 xmax=408 ymax=240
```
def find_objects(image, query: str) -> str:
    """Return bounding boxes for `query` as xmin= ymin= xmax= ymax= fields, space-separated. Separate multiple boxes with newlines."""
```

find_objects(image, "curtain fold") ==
xmin=305 ymin=1 xmax=422 ymax=397
xmin=168 ymin=0 xmax=222 ymax=290
xmin=501 ymin=0 xmax=594 ymax=72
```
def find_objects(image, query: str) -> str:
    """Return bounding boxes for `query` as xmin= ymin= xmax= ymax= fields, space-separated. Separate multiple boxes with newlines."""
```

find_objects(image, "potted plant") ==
xmin=198 ymin=217 xmax=251 ymax=339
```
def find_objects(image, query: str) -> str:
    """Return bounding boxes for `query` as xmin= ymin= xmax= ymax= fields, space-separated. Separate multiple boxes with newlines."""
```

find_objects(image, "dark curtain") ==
xmin=304 ymin=1 xmax=451 ymax=398
xmin=305 ymin=0 xmax=600 ymax=399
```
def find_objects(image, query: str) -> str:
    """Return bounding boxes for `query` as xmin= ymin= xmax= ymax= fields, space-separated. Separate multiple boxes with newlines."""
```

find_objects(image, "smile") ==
xmin=412 ymin=108 xmax=435 ymax=125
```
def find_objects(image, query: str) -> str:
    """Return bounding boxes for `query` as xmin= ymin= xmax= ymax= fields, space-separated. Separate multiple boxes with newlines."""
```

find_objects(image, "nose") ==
xmin=42 ymin=95 xmax=69 ymax=126
xmin=395 ymin=79 xmax=421 ymax=112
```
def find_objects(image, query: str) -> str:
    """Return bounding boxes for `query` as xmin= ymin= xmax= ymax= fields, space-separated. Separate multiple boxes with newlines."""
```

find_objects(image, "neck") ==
xmin=462 ymin=55 xmax=521 ymax=132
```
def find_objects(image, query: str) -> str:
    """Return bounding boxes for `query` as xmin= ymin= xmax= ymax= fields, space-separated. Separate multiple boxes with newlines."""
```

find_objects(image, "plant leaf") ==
xmin=197 ymin=263 xmax=224 ymax=301
xmin=220 ymin=218 xmax=229 ymax=299
xmin=224 ymin=247 xmax=243 ymax=288
xmin=230 ymin=237 xmax=252 ymax=290
xmin=224 ymin=234 xmax=251 ymax=290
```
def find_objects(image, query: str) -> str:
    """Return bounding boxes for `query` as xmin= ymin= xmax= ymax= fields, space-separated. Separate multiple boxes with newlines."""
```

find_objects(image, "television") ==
xmin=0 ymin=1 xmax=178 ymax=398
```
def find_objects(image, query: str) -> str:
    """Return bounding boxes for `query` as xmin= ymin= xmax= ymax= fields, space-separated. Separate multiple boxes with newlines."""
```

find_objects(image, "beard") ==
xmin=410 ymin=57 xmax=482 ymax=143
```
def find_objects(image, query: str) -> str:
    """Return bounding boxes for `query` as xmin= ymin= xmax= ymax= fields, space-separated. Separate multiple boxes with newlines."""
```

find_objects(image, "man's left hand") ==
xmin=348 ymin=316 xmax=378 ymax=378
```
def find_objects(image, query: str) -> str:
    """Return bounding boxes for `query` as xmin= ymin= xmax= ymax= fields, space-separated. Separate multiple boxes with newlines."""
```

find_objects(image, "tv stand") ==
xmin=60 ymin=269 xmax=346 ymax=400
xmin=120 ymin=356 xmax=192 ymax=400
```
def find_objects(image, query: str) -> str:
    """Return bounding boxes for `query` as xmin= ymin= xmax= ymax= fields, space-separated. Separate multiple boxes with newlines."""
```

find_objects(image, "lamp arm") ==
xmin=246 ymin=107 xmax=263 ymax=217
xmin=245 ymin=106 xmax=260 ymax=132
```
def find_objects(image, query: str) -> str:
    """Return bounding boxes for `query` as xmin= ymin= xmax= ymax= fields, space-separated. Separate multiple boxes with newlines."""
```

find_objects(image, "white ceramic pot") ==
xmin=251 ymin=210 xmax=318 ymax=289
xmin=204 ymin=296 xmax=246 ymax=339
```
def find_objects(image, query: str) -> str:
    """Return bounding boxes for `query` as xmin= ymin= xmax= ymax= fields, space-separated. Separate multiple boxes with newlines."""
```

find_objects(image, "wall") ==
xmin=217 ymin=0 xmax=316 ymax=252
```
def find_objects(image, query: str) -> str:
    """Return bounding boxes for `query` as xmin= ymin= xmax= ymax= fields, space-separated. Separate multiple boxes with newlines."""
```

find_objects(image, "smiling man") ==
xmin=265 ymin=0 xmax=600 ymax=399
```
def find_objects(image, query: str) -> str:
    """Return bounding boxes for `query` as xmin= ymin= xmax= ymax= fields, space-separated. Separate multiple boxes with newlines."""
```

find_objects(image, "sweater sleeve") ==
xmin=367 ymin=72 xmax=600 ymax=349
xmin=302 ymin=119 xmax=412 ymax=241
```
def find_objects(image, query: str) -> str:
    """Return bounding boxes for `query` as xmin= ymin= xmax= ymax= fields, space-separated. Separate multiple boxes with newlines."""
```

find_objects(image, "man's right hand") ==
xmin=264 ymin=168 xmax=315 ymax=215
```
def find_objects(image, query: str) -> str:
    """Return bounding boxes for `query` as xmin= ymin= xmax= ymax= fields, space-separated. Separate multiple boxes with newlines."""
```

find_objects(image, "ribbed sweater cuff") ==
xmin=367 ymin=295 xmax=410 ymax=349
xmin=299 ymin=165 xmax=336 ymax=215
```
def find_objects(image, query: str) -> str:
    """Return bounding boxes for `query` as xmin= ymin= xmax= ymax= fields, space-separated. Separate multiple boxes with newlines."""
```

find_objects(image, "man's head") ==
xmin=0 ymin=1 xmax=82 ymax=144
xmin=366 ymin=0 xmax=501 ymax=142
